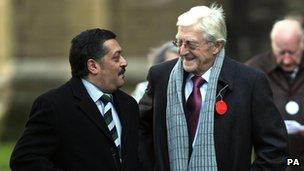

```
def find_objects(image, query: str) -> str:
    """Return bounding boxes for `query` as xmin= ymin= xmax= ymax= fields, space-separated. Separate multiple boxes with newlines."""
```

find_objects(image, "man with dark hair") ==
xmin=10 ymin=28 xmax=139 ymax=171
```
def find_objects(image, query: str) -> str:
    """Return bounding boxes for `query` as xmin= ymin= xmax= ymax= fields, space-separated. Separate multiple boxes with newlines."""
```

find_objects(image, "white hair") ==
xmin=176 ymin=3 xmax=227 ymax=44
xmin=270 ymin=19 xmax=304 ymax=44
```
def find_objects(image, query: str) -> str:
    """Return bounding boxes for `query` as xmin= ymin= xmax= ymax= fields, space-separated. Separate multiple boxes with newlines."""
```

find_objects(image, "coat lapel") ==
xmin=70 ymin=77 xmax=114 ymax=143
xmin=112 ymin=91 xmax=130 ymax=149
xmin=217 ymin=57 xmax=234 ymax=99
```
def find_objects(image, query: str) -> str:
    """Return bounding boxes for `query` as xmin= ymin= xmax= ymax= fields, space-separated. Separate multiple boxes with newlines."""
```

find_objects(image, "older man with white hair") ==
xmin=139 ymin=3 xmax=288 ymax=171
xmin=247 ymin=19 xmax=304 ymax=171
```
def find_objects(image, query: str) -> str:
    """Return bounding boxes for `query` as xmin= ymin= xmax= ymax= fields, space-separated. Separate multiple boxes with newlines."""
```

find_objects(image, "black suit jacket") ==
xmin=10 ymin=77 xmax=139 ymax=171
xmin=139 ymin=57 xmax=288 ymax=171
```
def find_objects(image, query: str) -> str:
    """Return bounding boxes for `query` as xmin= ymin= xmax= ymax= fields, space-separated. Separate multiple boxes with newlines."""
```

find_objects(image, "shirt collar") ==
xmin=186 ymin=67 xmax=212 ymax=83
xmin=81 ymin=79 xmax=110 ymax=103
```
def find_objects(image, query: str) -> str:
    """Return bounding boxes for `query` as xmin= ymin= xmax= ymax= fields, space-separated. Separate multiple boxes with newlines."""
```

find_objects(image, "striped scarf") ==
xmin=166 ymin=49 xmax=225 ymax=171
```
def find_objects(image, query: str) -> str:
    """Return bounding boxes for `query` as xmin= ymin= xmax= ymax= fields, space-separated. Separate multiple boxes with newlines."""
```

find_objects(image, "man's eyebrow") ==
xmin=113 ymin=50 xmax=122 ymax=56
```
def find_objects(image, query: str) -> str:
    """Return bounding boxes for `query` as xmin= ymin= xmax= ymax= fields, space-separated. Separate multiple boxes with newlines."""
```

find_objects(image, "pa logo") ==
xmin=287 ymin=158 xmax=300 ymax=166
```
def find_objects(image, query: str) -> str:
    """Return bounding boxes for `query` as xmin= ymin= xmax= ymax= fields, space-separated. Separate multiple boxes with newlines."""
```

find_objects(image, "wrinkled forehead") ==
xmin=274 ymin=26 xmax=304 ymax=45
xmin=175 ymin=26 xmax=204 ymax=41
xmin=273 ymin=33 xmax=303 ymax=50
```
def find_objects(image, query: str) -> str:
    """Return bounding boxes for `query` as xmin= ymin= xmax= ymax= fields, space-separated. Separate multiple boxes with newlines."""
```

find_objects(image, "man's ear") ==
xmin=212 ymin=42 xmax=223 ymax=55
xmin=87 ymin=58 xmax=99 ymax=75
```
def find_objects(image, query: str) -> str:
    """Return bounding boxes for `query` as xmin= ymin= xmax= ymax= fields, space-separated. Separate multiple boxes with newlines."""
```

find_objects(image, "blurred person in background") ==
xmin=10 ymin=28 xmax=139 ymax=171
xmin=246 ymin=19 xmax=304 ymax=171
xmin=131 ymin=41 xmax=179 ymax=102
xmin=139 ymin=4 xmax=288 ymax=171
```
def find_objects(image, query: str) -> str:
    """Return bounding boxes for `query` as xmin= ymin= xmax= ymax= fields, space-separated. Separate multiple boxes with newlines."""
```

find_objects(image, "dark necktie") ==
xmin=100 ymin=94 xmax=120 ymax=147
xmin=186 ymin=75 xmax=205 ymax=143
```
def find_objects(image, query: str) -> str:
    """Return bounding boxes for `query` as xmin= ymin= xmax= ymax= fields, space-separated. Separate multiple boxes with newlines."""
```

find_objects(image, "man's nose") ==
xmin=282 ymin=55 xmax=293 ymax=65
xmin=121 ymin=56 xmax=128 ymax=67
xmin=179 ymin=44 xmax=189 ymax=56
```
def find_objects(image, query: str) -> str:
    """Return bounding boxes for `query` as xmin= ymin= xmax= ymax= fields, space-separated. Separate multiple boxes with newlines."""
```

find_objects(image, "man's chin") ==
xmin=281 ymin=66 xmax=296 ymax=72
xmin=183 ymin=63 xmax=196 ymax=73
xmin=117 ymin=79 xmax=125 ymax=88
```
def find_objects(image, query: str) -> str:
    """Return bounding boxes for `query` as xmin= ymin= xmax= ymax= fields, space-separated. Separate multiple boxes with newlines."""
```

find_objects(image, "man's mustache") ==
xmin=118 ymin=68 xmax=126 ymax=75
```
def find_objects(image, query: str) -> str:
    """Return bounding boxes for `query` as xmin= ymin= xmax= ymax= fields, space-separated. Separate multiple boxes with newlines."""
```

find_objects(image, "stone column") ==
xmin=0 ymin=0 xmax=13 ymax=138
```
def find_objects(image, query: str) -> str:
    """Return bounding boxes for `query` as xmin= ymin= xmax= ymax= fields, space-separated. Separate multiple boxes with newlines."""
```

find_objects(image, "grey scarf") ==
xmin=166 ymin=49 xmax=225 ymax=171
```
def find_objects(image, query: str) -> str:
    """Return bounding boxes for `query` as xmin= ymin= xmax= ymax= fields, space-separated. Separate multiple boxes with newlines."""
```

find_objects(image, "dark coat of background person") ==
xmin=10 ymin=77 xmax=139 ymax=171
xmin=139 ymin=57 xmax=288 ymax=171
xmin=247 ymin=51 xmax=304 ymax=171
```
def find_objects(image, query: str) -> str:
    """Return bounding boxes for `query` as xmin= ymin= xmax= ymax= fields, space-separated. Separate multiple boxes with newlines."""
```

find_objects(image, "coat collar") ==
xmin=70 ymin=77 xmax=118 ymax=146
xmin=217 ymin=57 xmax=235 ymax=93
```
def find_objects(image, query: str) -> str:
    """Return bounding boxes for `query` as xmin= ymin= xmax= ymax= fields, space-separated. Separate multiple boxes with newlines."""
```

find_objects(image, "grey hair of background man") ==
xmin=148 ymin=41 xmax=178 ymax=66
xmin=270 ymin=19 xmax=304 ymax=50
xmin=176 ymin=3 xmax=227 ymax=46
